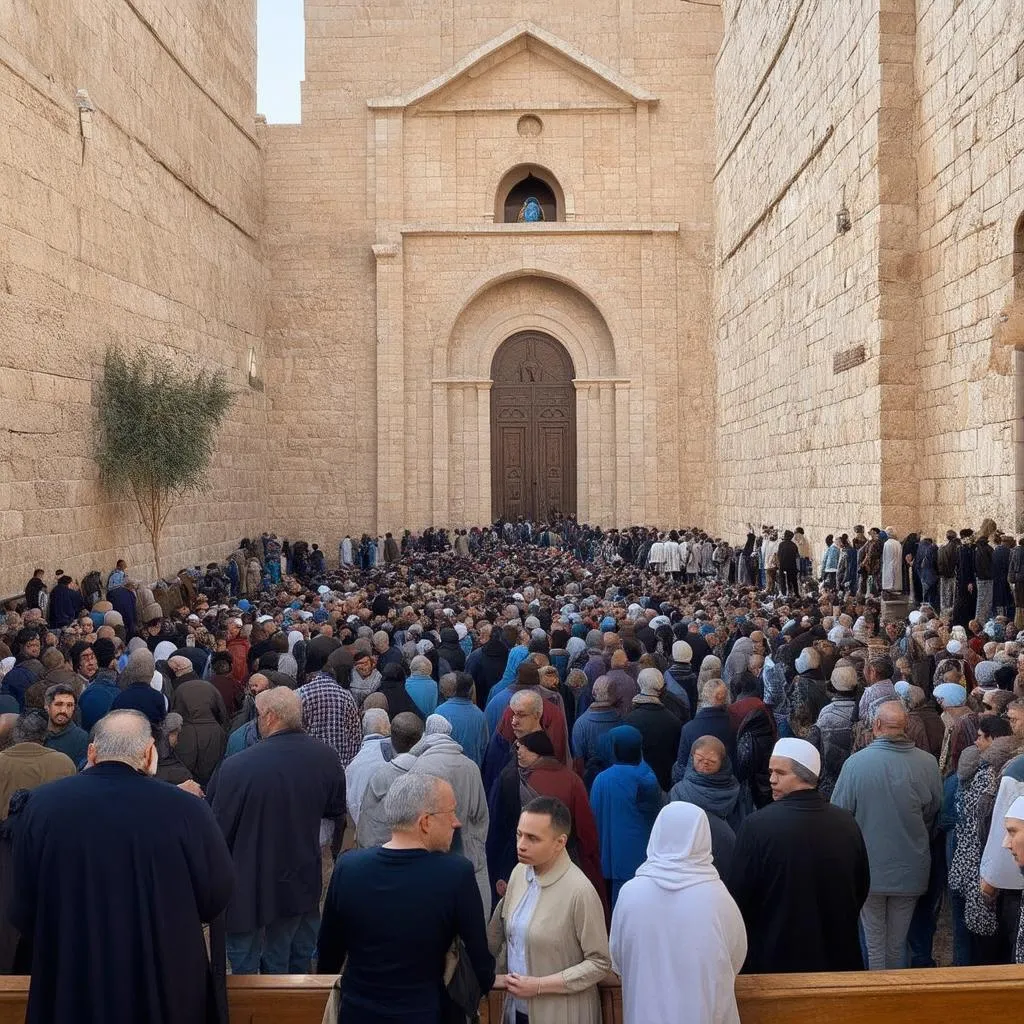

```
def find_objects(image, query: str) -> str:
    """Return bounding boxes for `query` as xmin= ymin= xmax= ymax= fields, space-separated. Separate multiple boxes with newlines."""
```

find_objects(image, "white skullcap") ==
xmin=317 ymin=585 xmax=331 ymax=595
xmin=908 ymin=610 xmax=922 ymax=625
xmin=946 ymin=639 xmax=962 ymax=655
xmin=256 ymin=614 xmax=273 ymax=624
xmin=454 ymin=623 xmax=468 ymax=639
xmin=772 ymin=738 xmax=821 ymax=779
xmin=1006 ymin=795 xmax=1024 ymax=822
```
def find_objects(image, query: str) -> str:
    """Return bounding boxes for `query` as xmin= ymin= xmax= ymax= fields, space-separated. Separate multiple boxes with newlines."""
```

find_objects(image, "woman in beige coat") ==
xmin=487 ymin=795 xmax=610 ymax=1024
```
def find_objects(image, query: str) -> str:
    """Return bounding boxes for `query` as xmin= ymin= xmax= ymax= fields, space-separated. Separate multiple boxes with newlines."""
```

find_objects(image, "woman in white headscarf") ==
xmin=610 ymin=802 xmax=746 ymax=1024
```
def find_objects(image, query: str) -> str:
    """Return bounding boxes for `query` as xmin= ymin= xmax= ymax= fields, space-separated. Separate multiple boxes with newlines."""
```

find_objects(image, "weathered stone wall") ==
xmin=713 ymin=0 xmax=888 ymax=550
xmin=714 ymin=0 xmax=1024 ymax=550
xmin=914 ymin=0 xmax=1024 ymax=534
xmin=263 ymin=0 xmax=720 ymax=539
xmin=0 ymin=1 xmax=267 ymax=597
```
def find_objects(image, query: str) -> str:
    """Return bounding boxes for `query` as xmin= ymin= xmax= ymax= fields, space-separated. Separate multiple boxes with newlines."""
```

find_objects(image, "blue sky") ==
xmin=257 ymin=0 xmax=305 ymax=123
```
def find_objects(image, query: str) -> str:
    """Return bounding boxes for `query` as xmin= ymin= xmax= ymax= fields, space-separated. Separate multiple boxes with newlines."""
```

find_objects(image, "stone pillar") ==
xmin=574 ymin=381 xmax=591 ymax=524
xmin=432 ymin=381 xmax=449 ymax=526
xmin=373 ymin=243 xmax=403 ymax=532
xmin=477 ymin=382 xmax=492 ymax=525
xmin=615 ymin=381 xmax=633 ymax=526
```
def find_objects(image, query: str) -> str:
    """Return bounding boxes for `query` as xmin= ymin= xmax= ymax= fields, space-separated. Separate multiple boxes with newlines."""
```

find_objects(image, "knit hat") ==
xmin=142 ymin=603 xmax=163 ymax=624
xmin=520 ymin=731 xmax=555 ymax=757
xmin=92 ymin=637 xmax=117 ymax=667
xmin=600 ymin=616 xmax=617 ymax=632
xmin=933 ymin=682 xmax=967 ymax=708
xmin=973 ymin=661 xmax=999 ymax=689
xmin=672 ymin=640 xmax=693 ymax=664
xmin=773 ymin=738 xmax=821 ymax=778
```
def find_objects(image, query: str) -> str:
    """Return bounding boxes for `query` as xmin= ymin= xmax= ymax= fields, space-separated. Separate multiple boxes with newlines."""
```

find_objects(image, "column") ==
xmin=574 ymin=382 xmax=591 ymax=524
xmin=432 ymin=382 xmax=449 ymax=526
xmin=615 ymin=381 xmax=633 ymax=526
xmin=598 ymin=383 xmax=615 ymax=524
xmin=373 ymin=243 xmax=404 ymax=532
xmin=477 ymin=382 xmax=492 ymax=525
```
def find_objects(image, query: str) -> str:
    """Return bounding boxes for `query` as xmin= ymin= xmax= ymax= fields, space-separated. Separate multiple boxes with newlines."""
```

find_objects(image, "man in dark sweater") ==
xmin=726 ymin=737 xmax=870 ymax=973
xmin=319 ymin=773 xmax=494 ymax=1024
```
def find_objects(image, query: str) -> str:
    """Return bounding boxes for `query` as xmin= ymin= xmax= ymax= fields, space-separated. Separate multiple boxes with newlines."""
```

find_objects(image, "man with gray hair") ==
xmin=727 ymin=736 xmax=870 ymax=974
xmin=356 ymin=712 xmax=425 ymax=849
xmin=345 ymin=708 xmax=392 ymax=826
xmin=0 ymin=711 xmax=76 ymax=819
xmin=831 ymin=700 xmax=943 ymax=970
xmin=624 ymin=668 xmax=682 ymax=790
xmin=11 ymin=709 xmax=234 ymax=1024
xmin=319 ymin=773 xmax=495 ymax=1021
xmin=207 ymin=688 xmax=346 ymax=975
xmin=571 ymin=676 xmax=621 ymax=789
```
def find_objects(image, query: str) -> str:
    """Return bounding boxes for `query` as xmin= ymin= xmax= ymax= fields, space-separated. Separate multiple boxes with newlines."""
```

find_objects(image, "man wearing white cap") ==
xmin=831 ymin=701 xmax=943 ymax=970
xmin=726 ymin=737 xmax=870 ymax=973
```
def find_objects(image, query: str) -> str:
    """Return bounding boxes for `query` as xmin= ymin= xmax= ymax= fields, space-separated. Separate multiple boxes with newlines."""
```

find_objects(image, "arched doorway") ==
xmin=490 ymin=332 xmax=577 ymax=522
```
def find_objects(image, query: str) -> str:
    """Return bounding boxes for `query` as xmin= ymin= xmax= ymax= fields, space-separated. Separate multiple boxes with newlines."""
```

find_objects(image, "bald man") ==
xmin=831 ymin=701 xmax=943 ymax=970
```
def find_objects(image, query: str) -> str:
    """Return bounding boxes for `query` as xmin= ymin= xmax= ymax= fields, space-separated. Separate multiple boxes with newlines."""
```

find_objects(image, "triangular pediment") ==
xmin=367 ymin=22 xmax=657 ymax=113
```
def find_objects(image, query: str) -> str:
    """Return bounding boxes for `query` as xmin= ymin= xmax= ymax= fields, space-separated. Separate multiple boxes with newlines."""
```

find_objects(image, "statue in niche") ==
xmin=517 ymin=196 xmax=545 ymax=223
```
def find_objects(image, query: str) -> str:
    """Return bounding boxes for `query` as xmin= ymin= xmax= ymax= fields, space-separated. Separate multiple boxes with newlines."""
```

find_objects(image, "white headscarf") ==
xmin=153 ymin=641 xmax=176 ymax=663
xmin=287 ymin=629 xmax=303 ymax=653
xmin=0 ymin=656 xmax=14 ymax=681
xmin=634 ymin=803 xmax=720 ymax=891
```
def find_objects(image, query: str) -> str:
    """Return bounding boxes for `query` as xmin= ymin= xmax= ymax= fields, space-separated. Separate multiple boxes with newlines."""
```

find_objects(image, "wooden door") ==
xmin=491 ymin=332 xmax=576 ymax=522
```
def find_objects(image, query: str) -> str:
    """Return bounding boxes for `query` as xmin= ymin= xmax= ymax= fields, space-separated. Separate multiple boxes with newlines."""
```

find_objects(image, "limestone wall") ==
xmin=713 ymin=0 xmax=887 ymax=548
xmin=0 ymin=0 xmax=266 ymax=597
xmin=713 ymin=0 xmax=1024 ymax=550
xmin=913 ymin=0 xmax=1024 ymax=534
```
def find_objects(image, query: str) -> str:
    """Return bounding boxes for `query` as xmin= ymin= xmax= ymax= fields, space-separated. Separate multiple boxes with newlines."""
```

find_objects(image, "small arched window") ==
xmin=495 ymin=165 xmax=565 ymax=223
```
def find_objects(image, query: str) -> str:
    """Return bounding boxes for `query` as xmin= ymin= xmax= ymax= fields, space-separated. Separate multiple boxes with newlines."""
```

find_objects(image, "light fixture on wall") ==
xmin=836 ymin=187 xmax=851 ymax=235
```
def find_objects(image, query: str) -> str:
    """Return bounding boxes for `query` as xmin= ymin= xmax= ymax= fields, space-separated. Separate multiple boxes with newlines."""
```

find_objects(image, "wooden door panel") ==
xmin=490 ymin=331 xmax=576 ymax=522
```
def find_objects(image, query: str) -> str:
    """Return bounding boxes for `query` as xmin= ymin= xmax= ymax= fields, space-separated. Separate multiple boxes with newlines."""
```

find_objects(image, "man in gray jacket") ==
xmin=831 ymin=700 xmax=943 ymax=969
xmin=409 ymin=715 xmax=490 ymax=913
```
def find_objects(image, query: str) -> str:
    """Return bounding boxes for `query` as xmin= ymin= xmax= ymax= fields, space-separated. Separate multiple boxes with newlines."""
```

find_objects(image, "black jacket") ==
xmin=727 ymin=789 xmax=869 ymax=973
xmin=624 ymin=701 xmax=682 ymax=791
xmin=207 ymin=730 xmax=345 ymax=932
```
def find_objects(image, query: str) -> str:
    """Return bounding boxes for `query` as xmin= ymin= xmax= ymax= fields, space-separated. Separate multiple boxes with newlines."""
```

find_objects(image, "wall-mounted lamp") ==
xmin=836 ymin=204 xmax=851 ymax=235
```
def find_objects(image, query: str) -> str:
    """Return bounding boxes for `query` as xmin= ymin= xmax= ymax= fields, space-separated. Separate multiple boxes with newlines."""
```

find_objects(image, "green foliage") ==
xmin=96 ymin=346 xmax=235 ymax=575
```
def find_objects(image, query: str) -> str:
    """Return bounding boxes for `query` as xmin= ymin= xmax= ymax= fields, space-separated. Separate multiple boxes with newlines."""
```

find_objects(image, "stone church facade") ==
xmin=2 ymin=0 xmax=1024 ymax=595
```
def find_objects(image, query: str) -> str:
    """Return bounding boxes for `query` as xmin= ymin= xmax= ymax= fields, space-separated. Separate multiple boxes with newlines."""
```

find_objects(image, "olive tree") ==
xmin=96 ymin=346 xmax=234 ymax=578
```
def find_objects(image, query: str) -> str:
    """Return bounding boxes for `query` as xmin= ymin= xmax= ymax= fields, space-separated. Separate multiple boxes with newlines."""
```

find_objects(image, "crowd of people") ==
xmin=2 ymin=514 xmax=1024 ymax=1024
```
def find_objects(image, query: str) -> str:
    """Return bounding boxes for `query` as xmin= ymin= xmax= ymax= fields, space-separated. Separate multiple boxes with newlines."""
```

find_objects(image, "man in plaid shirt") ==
xmin=297 ymin=668 xmax=361 ymax=768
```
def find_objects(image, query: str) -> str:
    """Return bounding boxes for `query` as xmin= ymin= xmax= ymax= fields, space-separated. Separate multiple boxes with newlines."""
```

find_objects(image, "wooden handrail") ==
xmin=0 ymin=967 xmax=1021 ymax=1023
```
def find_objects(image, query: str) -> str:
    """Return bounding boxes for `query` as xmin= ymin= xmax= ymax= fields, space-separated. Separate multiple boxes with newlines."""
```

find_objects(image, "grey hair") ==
xmin=637 ymin=667 xmax=664 ymax=696
xmin=787 ymin=758 xmax=820 ymax=787
xmin=510 ymin=689 xmax=543 ymax=716
xmin=438 ymin=672 xmax=458 ymax=700
xmin=383 ymin=773 xmax=447 ymax=830
xmin=425 ymin=714 xmax=452 ymax=735
xmin=12 ymin=712 xmax=49 ymax=745
xmin=362 ymin=708 xmax=391 ymax=737
xmin=91 ymin=710 xmax=154 ymax=768
xmin=592 ymin=676 xmax=612 ymax=703
xmin=162 ymin=712 xmax=184 ymax=736
xmin=409 ymin=655 xmax=432 ymax=675
xmin=121 ymin=649 xmax=156 ymax=686
xmin=255 ymin=687 xmax=303 ymax=730
xmin=831 ymin=663 xmax=859 ymax=692
xmin=698 ymin=677 xmax=729 ymax=708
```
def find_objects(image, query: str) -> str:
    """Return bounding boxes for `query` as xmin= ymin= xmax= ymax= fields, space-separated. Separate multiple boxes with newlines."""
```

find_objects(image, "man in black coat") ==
xmin=624 ymin=669 xmax=682 ymax=791
xmin=11 ymin=709 xmax=234 ymax=1024
xmin=207 ymin=686 xmax=345 ymax=974
xmin=776 ymin=530 xmax=800 ymax=598
xmin=726 ymin=737 xmax=870 ymax=973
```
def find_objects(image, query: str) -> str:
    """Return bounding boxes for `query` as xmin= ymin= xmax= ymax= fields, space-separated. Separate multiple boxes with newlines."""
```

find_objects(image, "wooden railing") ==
xmin=0 ymin=967 xmax=1021 ymax=1022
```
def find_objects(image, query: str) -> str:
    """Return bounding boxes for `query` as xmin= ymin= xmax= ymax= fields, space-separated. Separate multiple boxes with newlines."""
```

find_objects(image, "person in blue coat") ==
xmin=434 ymin=672 xmax=489 ymax=766
xmin=11 ymin=709 xmax=234 ymax=1024
xmin=589 ymin=725 xmax=662 ymax=909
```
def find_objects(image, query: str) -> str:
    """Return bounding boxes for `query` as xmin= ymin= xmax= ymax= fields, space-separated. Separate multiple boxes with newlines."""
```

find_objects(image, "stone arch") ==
xmin=441 ymin=267 xmax=624 ymax=379
xmin=493 ymin=163 xmax=572 ymax=223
